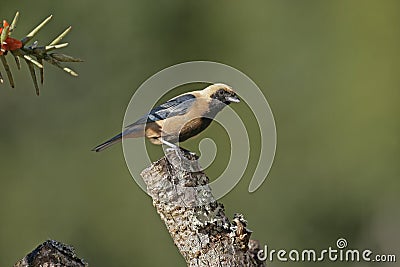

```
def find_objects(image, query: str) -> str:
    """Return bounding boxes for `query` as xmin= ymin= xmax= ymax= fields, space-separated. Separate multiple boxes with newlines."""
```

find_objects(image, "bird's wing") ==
xmin=125 ymin=94 xmax=196 ymax=128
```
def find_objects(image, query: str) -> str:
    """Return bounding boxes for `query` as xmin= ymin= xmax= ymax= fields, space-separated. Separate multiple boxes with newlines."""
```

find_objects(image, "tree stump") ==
xmin=14 ymin=240 xmax=88 ymax=267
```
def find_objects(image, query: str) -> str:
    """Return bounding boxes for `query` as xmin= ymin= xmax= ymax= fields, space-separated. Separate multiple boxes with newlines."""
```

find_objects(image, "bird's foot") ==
xmin=165 ymin=146 xmax=198 ymax=160
xmin=178 ymin=147 xmax=198 ymax=159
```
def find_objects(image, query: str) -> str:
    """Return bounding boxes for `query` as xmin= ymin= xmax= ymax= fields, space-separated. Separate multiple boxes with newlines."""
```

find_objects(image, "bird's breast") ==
xmin=178 ymin=117 xmax=213 ymax=142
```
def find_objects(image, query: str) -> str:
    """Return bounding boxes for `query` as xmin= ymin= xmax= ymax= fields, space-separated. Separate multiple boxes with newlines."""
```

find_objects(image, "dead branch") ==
xmin=140 ymin=150 xmax=266 ymax=267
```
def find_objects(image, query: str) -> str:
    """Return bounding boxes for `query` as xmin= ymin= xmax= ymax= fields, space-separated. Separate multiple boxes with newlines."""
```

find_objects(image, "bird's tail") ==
xmin=92 ymin=133 xmax=122 ymax=152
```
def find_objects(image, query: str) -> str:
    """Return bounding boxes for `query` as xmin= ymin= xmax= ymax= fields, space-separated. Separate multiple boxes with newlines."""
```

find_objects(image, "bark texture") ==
xmin=140 ymin=150 xmax=266 ymax=267
xmin=14 ymin=240 xmax=88 ymax=267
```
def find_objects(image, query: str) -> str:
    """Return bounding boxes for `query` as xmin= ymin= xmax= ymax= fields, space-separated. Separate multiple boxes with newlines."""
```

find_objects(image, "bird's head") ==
xmin=203 ymin=83 xmax=240 ymax=105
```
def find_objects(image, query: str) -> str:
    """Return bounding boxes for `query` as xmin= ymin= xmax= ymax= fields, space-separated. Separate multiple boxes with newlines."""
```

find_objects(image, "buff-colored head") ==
xmin=201 ymin=83 xmax=240 ymax=104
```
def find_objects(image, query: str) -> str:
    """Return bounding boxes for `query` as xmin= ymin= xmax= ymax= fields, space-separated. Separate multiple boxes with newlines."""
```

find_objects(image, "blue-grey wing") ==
xmin=125 ymin=94 xmax=196 ymax=128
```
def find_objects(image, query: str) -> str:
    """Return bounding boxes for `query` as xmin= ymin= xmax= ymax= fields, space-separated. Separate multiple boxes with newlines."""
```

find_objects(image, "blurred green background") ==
xmin=1 ymin=1 xmax=399 ymax=266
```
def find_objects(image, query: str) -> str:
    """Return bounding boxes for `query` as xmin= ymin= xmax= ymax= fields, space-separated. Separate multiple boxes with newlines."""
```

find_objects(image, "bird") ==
xmin=92 ymin=83 xmax=240 ymax=152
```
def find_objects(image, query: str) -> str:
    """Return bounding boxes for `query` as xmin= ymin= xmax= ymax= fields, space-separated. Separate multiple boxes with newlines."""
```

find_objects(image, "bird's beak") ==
xmin=226 ymin=96 xmax=240 ymax=103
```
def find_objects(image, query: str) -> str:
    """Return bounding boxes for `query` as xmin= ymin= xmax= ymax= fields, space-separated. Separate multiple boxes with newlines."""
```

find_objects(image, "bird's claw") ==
xmin=165 ymin=146 xmax=199 ymax=160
